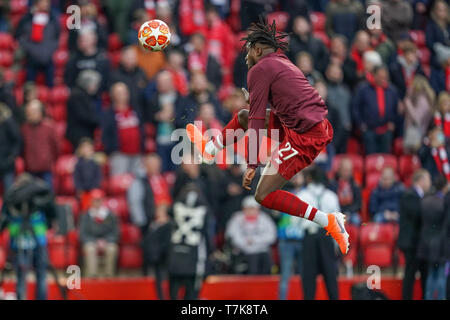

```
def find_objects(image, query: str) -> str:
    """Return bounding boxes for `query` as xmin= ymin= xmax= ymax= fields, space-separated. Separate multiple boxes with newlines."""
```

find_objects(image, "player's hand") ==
xmin=242 ymin=168 xmax=256 ymax=190
xmin=242 ymin=88 xmax=249 ymax=104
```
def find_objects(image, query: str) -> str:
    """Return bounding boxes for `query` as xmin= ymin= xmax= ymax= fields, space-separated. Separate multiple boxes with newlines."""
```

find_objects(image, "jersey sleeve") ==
xmin=247 ymin=65 xmax=271 ymax=169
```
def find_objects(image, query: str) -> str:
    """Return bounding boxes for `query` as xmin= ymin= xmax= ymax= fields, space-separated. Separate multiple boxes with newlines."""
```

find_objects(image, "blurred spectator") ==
xmin=15 ymin=0 xmax=60 ymax=87
xmin=196 ymin=102 xmax=223 ymax=136
xmin=312 ymin=80 xmax=337 ymax=172
xmin=0 ymin=0 xmax=9 ymax=32
xmin=79 ymin=189 xmax=119 ymax=278
xmin=187 ymin=32 xmax=223 ymax=90
xmin=325 ymin=63 xmax=352 ymax=153
xmin=142 ymin=203 xmax=172 ymax=299
xmin=17 ymin=82 xmax=38 ymax=125
xmin=110 ymin=46 xmax=149 ymax=116
xmin=175 ymin=72 xmax=228 ymax=129
xmin=102 ymin=82 xmax=145 ymax=176
xmin=147 ymin=70 xmax=178 ymax=172
xmin=352 ymin=65 xmax=399 ymax=154
xmin=418 ymin=125 xmax=450 ymax=182
xmin=430 ymin=48 xmax=450 ymax=94
xmin=1 ymin=173 xmax=56 ymax=300
xmin=128 ymin=153 xmax=169 ymax=233
xmin=297 ymin=166 xmax=340 ymax=300
xmin=0 ymin=69 xmax=19 ymax=123
xmin=21 ymin=99 xmax=59 ymax=188
xmin=350 ymin=30 xmax=371 ymax=80
xmin=103 ymin=0 xmax=132 ymax=43
xmin=369 ymin=167 xmax=404 ymax=223
xmin=368 ymin=26 xmax=395 ymax=65
xmin=277 ymin=173 xmax=305 ymax=300
xmin=325 ymin=0 xmax=365 ymax=43
xmin=178 ymin=0 xmax=207 ymax=37
xmin=218 ymin=156 xmax=251 ymax=233
xmin=225 ymin=195 xmax=276 ymax=275
xmin=0 ymin=102 xmax=21 ymax=191
xmin=381 ymin=0 xmax=413 ymax=42
xmin=240 ymin=0 xmax=272 ymax=30
xmin=288 ymin=16 xmax=329 ymax=74
xmin=425 ymin=0 xmax=450 ymax=70
xmin=403 ymin=75 xmax=435 ymax=154
xmin=389 ymin=42 xmax=426 ymax=99
xmin=66 ymin=70 xmax=101 ymax=149
xmin=330 ymin=158 xmax=362 ymax=225
xmin=296 ymin=51 xmax=323 ymax=86
xmin=433 ymin=92 xmax=450 ymax=139
xmin=329 ymin=35 xmax=358 ymax=88
xmin=399 ymin=168 xmax=432 ymax=300
xmin=74 ymin=138 xmax=102 ymax=212
xmin=418 ymin=175 xmax=448 ymax=300
xmin=166 ymin=50 xmax=189 ymax=96
xmin=205 ymin=5 xmax=234 ymax=85
xmin=168 ymin=182 xmax=214 ymax=300
xmin=65 ymin=29 xmax=110 ymax=92
xmin=68 ymin=0 xmax=108 ymax=52
xmin=362 ymin=50 xmax=383 ymax=77
xmin=222 ymin=88 xmax=248 ymax=116
xmin=233 ymin=50 xmax=249 ymax=90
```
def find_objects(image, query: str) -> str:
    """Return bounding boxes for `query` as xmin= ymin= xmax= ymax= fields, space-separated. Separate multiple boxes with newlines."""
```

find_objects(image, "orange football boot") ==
xmin=186 ymin=123 xmax=215 ymax=163
xmin=324 ymin=212 xmax=350 ymax=254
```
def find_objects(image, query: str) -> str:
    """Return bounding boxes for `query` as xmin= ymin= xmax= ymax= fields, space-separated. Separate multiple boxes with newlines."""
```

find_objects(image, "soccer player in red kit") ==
xmin=186 ymin=18 xmax=349 ymax=254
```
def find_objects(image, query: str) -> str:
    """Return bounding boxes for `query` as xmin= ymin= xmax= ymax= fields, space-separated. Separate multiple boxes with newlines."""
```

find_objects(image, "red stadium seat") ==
xmin=120 ymin=224 xmax=142 ymax=245
xmin=118 ymin=245 xmax=143 ymax=269
xmin=145 ymin=137 xmax=157 ymax=153
xmin=108 ymin=51 xmax=121 ymax=68
xmin=0 ymin=247 xmax=5 ymax=269
xmin=58 ymin=31 xmax=69 ymax=50
xmin=107 ymin=173 xmax=134 ymax=196
xmin=361 ymin=187 xmax=373 ymax=223
xmin=36 ymin=85 xmax=50 ymax=103
xmin=0 ymin=230 xmax=9 ymax=248
xmin=55 ymin=174 xmax=76 ymax=196
xmin=0 ymin=33 xmax=15 ymax=51
xmin=55 ymin=155 xmax=77 ymax=176
xmin=310 ymin=12 xmax=326 ymax=31
xmin=105 ymin=196 xmax=129 ymax=222
xmin=267 ymin=11 xmax=289 ymax=32
xmin=393 ymin=137 xmax=403 ymax=157
xmin=360 ymin=223 xmax=396 ymax=267
xmin=50 ymin=85 xmax=70 ymax=105
xmin=365 ymin=153 xmax=398 ymax=174
xmin=0 ymin=50 xmax=13 ymax=68
xmin=108 ymin=33 xmax=123 ymax=52
xmin=48 ymin=103 xmax=67 ymax=122
xmin=10 ymin=0 xmax=28 ymax=15
xmin=399 ymin=155 xmax=421 ymax=184
xmin=346 ymin=137 xmax=363 ymax=155
xmin=56 ymin=196 xmax=80 ymax=218
xmin=409 ymin=30 xmax=426 ymax=48
xmin=365 ymin=171 xmax=381 ymax=190
xmin=53 ymin=49 xmax=69 ymax=69
xmin=15 ymin=156 xmax=25 ymax=175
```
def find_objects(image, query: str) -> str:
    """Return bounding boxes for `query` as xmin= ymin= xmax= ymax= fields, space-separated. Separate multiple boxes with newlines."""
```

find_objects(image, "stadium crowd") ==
xmin=0 ymin=0 xmax=449 ymax=300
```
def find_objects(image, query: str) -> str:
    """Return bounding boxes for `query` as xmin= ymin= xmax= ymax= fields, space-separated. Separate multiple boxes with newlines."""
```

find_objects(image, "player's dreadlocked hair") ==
xmin=241 ymin=15 xmax=289 ymax=52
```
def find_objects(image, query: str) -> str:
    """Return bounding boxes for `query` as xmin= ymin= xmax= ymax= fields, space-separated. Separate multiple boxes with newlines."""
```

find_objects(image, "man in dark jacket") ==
xmin=168 ymin=182 xmax=214 ymax=300
xmin=65 ymin=29 xmax=110 ymax=93
xmin=352 ymin=65 xmax=399 ymax=154
xmin=288 ymin=16 xmax=329 ymax=74
xmin=66 ymin=70 xmax=101 ymax=149
xmin=0 ymin=102 xmax=21 ymax=191
xmin=109 ymin=46 xmax=149 ymax=116
xmin=15 ymin=0 xmax=60 ymax=87
xmin=369 ymin=167 xmax=404 ymax=223
xmin=389 ymin=42 xmax=426 ymax=99
xmin=398 ymin=168 xmax=431 ymax=300
xmin=418 ymin=175 xmax=448 ymax=300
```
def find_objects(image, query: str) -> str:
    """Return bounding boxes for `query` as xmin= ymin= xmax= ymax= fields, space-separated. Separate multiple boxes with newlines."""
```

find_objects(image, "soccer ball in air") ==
xmin=138 ymin=19 xmax=171 ymax=52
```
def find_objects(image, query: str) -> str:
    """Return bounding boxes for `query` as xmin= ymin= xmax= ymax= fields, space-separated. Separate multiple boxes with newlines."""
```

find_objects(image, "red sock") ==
xmin=261 ymin=190 xmax=318 ymax=221
xmin=214 ymin=113 xmax=245 ymax=148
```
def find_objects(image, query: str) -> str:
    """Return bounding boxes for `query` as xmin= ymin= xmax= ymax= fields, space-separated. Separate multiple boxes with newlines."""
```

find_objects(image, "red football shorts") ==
xmin=268 ymin=111 xmax=333 ymax=180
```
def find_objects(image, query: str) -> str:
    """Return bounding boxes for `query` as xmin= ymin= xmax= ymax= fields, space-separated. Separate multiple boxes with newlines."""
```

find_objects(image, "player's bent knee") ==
xmin=254 ymin=191 xmax=267 ymax=204
xmin=237 ymin=109 xmax=249 ymax=129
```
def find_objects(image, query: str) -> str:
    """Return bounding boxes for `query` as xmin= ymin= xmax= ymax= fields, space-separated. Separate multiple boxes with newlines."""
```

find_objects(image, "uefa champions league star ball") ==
xmin=138 ymin=19 xmax=171 ymax=52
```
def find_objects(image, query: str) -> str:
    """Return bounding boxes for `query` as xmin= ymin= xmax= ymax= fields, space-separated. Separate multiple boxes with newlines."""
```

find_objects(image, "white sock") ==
xmin=303 ymin=205 xmax=329 ymax=228
xmin=204 ymin=135 xmax=223 ymax=156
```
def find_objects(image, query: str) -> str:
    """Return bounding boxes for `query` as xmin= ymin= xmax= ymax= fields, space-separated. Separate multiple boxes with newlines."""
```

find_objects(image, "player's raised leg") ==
xmin=253 ymin=161 xmax=349 ymax=255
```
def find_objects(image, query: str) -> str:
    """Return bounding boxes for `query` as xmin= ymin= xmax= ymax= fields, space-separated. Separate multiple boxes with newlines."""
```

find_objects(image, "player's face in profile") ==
xmin=245 ymin=43 xmax=257 ymax=69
